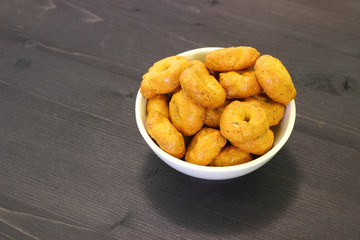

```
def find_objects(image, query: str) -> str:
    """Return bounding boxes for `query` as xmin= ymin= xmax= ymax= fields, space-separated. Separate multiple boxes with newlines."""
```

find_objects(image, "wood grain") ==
xmin=1 ymin=0 xmax=359 ymax=239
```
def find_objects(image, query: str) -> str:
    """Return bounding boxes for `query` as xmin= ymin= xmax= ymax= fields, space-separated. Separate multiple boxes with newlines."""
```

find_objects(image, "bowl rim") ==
xmin=135 ymin=47 xmax=296 ymax=173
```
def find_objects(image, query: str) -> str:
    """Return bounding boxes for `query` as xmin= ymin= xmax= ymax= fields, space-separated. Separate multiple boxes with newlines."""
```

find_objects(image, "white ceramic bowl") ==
xmin=135 ymin=47 xmax=296 ymax=180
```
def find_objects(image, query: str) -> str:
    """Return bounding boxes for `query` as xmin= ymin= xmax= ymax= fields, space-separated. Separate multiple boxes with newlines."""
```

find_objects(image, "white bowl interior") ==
xmin=135 ymin=48 xmax=296 ymax=180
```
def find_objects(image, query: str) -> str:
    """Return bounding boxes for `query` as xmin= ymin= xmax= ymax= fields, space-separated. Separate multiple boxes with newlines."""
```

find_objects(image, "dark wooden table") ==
xmin=1 ymin=0 xmax=359 ymax=239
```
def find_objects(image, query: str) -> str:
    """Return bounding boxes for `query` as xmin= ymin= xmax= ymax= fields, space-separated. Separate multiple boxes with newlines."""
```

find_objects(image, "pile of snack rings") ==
xmin=140 ymin=46 xmax=296 ymax=167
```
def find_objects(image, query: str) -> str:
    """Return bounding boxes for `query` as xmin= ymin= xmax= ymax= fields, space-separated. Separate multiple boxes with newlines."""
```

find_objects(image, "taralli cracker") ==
xmin=169 ymin=90 xmax=205 ymax=136
xmin=233 ymin=129 xmax=274 ymax=155
xmin=170 ymin=85 xmax=182 ymax=96
xmin=146 ymin=111 xmax=185 ymax=158
xmin=205 ymin=46 xmax=260 ymax=72
xmin=244 ymin=93 xmax=285 ymax=126
xmin=141 ymin=56 xmax=191 ymax=98
xmin=220 ymin=101 xmax=269 ymax=143
xmin=219 ymin=70 xmax=263 ymax=99
xmin=209 ymin=145 xmax=253 ymax=167
xmin=185 ymin=128 xmax=227 ymax=166
xmin=180 ymin=60 xmax=226 ymax=109
xmin=146 ymin=94 xmax=170 ymax=118
xmin=204 ymin=99 xmax=230 ymax=128
xmin=254 ymin=55 xmax=296 ymax=105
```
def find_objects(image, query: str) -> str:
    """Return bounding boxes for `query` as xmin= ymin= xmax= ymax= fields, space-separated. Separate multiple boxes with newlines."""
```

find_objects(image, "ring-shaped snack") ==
xmin=204 ymin=99 xmax=230 ymax=128
xmin=220 ymin=101 xmax=269 ymax=143
xmin=244 ymin=93 xmax=285 ymax=126
xmin=232 ymin=129 xmax=274 ymax=155
xmin=169 ymin=90 xmax=205 ymax=136
xmin=219 ymin=70 xmax=263 ymax=99
xmin=180 ymin=60 xmax=226 ymax=109
xmin=141 ymin=56 xmax=191 ymax=99
xmin=209 ymin=145 xmax=253 ymax=167
xmin=205 ymin=46 xmax=260 ymax=72
xmin=254 ymin=55 xmax=296 ymax=105
xmin=185 ymin=127 xmax=227 ymax=166
xmin=147 ymin=94 xmax=170 ymax=118
xmin=146 ymin=111 xmax=185 ymax=159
